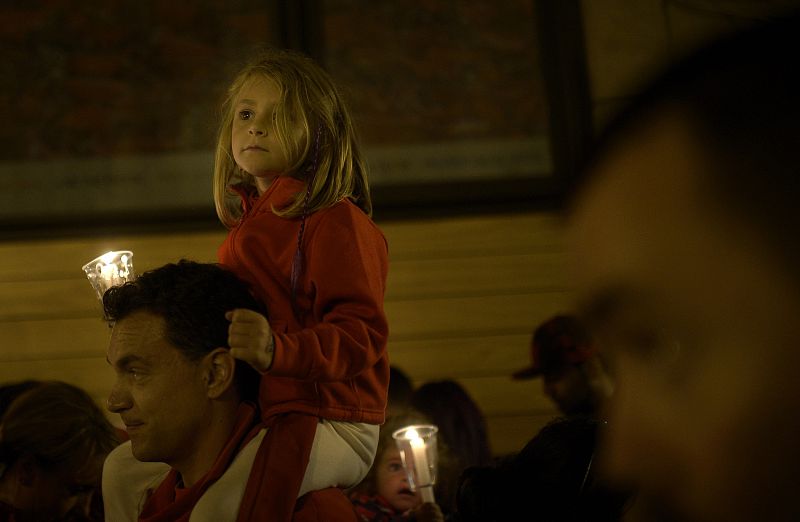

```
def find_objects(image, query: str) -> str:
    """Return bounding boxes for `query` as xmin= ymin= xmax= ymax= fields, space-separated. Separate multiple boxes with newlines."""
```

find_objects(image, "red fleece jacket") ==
xmin=127 ymin=176 xmax=383 ymax=521
xmin=218 ymin=176 xmax=390 ymax=424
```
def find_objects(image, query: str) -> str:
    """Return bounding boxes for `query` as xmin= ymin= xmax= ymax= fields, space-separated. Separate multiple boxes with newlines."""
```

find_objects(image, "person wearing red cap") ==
xmin=513 ymin=315 xmax=613 ymax=417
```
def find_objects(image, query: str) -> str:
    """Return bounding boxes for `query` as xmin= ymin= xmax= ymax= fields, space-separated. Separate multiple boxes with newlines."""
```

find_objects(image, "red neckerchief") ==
xmin=235 ymin=413 xmax=318 ymax=521
xmin=348 ymin=492 xmax=409 ymax=522
xmin=138 ymin=403 xmax=318 ymax=522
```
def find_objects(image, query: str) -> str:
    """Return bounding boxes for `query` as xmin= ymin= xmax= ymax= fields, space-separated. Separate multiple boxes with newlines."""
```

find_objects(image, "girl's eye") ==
xmin=389 ymin=463 xmax=402 ymax=472
xmin=238 ymin=109 xmax=253 ymax=121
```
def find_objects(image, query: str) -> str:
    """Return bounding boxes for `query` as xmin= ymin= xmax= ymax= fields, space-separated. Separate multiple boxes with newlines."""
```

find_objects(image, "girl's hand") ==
xmin=411 ymin=502 xmax=444 ymax=522
xmin=225 ymin=309 xmax=274 ymax=373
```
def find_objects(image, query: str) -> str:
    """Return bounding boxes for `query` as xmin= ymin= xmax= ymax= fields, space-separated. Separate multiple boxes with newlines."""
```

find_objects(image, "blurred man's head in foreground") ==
xmin=568 ymin=12 xmax=800 ymax=522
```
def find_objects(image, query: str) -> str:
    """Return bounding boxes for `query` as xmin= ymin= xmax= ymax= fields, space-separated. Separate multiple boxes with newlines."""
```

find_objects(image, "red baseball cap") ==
xmin=513 ymin=314 xmax=596 ymax=379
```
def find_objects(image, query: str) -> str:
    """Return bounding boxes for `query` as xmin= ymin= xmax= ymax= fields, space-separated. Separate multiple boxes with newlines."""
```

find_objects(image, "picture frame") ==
xmin=307 ymin=0 xmax=592 ymax=218
xmin=0 ymin=0 xmax=591 ymax=237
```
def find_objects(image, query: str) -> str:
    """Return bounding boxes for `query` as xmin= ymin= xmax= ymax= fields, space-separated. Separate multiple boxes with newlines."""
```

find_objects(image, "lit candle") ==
xmin=392 ymin=424 xmax=438 ymax=504
xmin=99 ymin=260 xmax=118 ymax=287
xmin=409 ymin=432 xmax=435 ymax=503
xmin=82 ymin=250 xmax=135 ymax=315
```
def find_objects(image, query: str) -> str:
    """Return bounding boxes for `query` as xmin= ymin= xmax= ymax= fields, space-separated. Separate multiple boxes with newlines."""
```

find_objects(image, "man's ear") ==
xmin=202 ymin=348 xmax=236 ymax=399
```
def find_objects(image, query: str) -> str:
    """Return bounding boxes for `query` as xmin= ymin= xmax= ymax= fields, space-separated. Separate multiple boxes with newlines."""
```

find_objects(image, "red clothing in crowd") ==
xmin=136 ymin=404 xmax=355 ymax=522
xmin=211 ymin=175 xmax=388 ymax=520
xmin=349 ymin=493 xmax=411 ymax=521
xmin=218 ymin=175 xmax=390 ymax=423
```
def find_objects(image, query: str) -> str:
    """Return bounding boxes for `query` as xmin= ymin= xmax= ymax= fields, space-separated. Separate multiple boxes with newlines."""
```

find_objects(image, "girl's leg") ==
xmin=298 ymin=420 xmax=379 ymax=496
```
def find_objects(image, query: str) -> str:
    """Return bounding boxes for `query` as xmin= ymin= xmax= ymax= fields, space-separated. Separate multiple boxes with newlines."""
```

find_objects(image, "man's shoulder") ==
xmin=102 ymin=431 xmax=269 ymax=522
xmin=192 ymin=428 xmax=268 ymax=521
xmin=102 ymin=442 xmax=171 ymax=522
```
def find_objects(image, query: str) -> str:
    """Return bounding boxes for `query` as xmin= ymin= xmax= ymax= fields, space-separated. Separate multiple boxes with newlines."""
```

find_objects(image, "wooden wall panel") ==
xmin=0 ymin=357 xmax=112 ymax=405
xmin=387 ymin=333 xmax=532 ymax=380
xmin=0 ymin=318 xmax=109 ymax=360
xmin=387 ymin=252 xmax=569 ymax=300
xmin=0 ymin=211 xmax=570 ymax=456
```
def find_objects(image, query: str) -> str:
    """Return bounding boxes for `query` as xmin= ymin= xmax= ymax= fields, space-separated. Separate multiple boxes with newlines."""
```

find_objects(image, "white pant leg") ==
xmin=298 ymin=420 xmax=379 ymax=497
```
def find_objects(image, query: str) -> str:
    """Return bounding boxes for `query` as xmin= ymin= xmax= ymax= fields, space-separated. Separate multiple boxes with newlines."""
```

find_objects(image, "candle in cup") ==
xmin=82 ymin=250 xmax=135 ymax=305
xmin=408 ymin=429 xmax=435 ymax=503
xmin=392 ymin=424 xmax=438 ymax=503
xmin=99 ymin=260 xmax=118 ymax=287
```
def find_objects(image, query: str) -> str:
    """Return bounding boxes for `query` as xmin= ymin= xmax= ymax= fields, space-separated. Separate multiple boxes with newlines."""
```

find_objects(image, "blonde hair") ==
xmin=213 ymin=48 xmax=372 ymax=228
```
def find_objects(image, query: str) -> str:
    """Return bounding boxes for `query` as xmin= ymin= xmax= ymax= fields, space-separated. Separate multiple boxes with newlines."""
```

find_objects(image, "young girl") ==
xmin=349 ymin=414 xmax=444 ymax=522
xmin=213 ymin=49 xmax=389 ymax=500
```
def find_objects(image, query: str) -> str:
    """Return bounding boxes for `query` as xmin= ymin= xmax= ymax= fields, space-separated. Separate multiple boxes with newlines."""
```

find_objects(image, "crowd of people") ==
xmin=2 ymin=10 xmax=800 ymax=521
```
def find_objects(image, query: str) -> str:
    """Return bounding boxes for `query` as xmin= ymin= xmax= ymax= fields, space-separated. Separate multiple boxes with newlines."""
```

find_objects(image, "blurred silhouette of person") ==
xmin=568 ymin=11 xmax=800 ymax=522
xmin=456 ymin=417 xmax=629 ymax=522
xmin=0 ymin=381 xmax=118 ymax=522
xmin=513 ymin=315 xmax=613 ymax=417
xmin=410 ymin=380 xmax=491 ymax=516
xmin=387 ymin=366 xmax=414 ymax=417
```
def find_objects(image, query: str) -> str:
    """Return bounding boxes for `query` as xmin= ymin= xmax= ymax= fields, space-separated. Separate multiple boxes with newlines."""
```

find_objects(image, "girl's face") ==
xmin=376 ymin=446 xmax=421 ymax=513
xmin=231 ymin=76 xmax=296 ymax=194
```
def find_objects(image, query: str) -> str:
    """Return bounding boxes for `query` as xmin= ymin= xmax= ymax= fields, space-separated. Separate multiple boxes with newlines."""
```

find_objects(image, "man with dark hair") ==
xmin=102 ymin=260 xmax=356 ymax=521
xmin=568 ymin=12 xmax=800 ymax=521
xmin=513 ymin=315 xmax=612 ymax=417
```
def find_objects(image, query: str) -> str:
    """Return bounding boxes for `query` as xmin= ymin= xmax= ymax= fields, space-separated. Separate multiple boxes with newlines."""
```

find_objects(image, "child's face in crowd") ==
xmin=376 ymin=446 xmax=420 ymax=513
xmin=231 ymin=76 xmax=293 ymax=193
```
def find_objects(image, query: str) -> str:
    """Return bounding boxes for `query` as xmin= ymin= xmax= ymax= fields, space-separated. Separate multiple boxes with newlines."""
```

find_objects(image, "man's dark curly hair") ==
xmin=102 ymin=259 xmax=265 ymax=402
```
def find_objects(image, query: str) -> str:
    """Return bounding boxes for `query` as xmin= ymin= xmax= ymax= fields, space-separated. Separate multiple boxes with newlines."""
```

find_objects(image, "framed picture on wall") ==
xmin=310 ymin=0 xmax=590 ymax=217
xmin=0 ymin=0 xmax=590 ymax=236
xmin=313 ymin=0 xmax=592 ymax=217
xmin=0 ymin=0 xmax=284 ymax=237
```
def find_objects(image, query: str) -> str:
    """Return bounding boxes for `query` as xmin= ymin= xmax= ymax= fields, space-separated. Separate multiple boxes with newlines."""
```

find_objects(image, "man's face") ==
xmin=106 ymin=310 xmax=210 ymax=470
xmin=568 ymin=111 xmax=800 ymax=521
xmin=376 ymin=446 xmax=420 ymax=513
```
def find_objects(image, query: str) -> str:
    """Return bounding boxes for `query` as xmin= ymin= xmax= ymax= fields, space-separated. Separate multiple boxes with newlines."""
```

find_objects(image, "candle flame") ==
xmin=100 ymin=251 xmax=117 ymax=264
xmin=406 ymin=428 xmax=419 ymax=440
